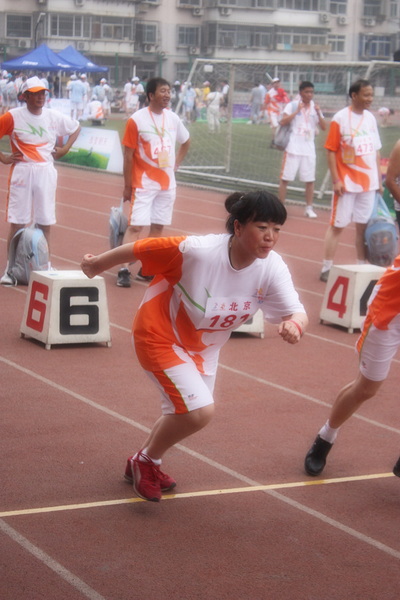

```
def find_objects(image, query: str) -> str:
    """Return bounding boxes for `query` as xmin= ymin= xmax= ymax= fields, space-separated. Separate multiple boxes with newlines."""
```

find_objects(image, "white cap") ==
xmin=100 ymin=78 xmax=107 ymax=83
xmin=174 ymin=80 xmax=180 ymax=85
xmin=80 ymin=73 xmax=87 ymax=79
xmin=272 ymin=77 xmax=280 ymax=83
xmin=70 ymin=74 xmax=77 ymax=80
xmin=20 ymin=76 xmax=49 ymax=93
xmin=132 ymin=76 xmax=139 ymax=82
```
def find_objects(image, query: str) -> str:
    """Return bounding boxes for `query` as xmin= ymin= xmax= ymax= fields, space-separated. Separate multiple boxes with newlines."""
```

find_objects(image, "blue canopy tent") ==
xmin=1 ymin=43 xmax=78 ymax=71
xmin=58 ymin=45 xmax=108 ymax=73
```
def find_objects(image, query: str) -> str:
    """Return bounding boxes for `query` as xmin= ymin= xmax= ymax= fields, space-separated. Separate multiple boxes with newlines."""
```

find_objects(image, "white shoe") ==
xmin=0 ymin=271 xmax=16 ymax=286
xmin=305 ymin=206 xmax=317 ymax=218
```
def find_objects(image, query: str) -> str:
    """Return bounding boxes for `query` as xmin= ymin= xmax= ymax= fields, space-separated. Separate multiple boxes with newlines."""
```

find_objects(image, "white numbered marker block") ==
xmin=235 ymin=309 xmax=265 ymax=338
xmin=20 ymin=270 xmax=112 ymax=349
xmin=320 ymin=264 xmax=386 ymax=333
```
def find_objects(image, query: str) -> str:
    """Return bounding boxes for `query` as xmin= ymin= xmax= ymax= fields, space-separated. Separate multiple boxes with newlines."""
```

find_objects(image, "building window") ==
xmin=363 ymin=0 xmax=381 ymax=17
xmin=361 ymin=34 xmax=391 ymax=58
xmin=50 ymin=14 xmax=92 ymax=38
xmin=276 ymin=28 xmax=328 ymax=48
xmin=390 ymin=1 xmax=399 ymax=18
xmin=136 ymin=23 xmax=157 ymax=44
xmin=91 ymin=17 xmax=134 ymax=41
xmin=328 ymin=34 xmax=345 ymax=52
xmin=330 ymin=0 xmax=347 ymax=14
xmin=178 ymin=0 xmax=201 ymax=5
xmin=177 ymin=26 xmax=200 ymax=46
xmin=277 ymin=0 xmax=321 ymax=8
xmin=6 ymin=14 xmax=32 ymax=38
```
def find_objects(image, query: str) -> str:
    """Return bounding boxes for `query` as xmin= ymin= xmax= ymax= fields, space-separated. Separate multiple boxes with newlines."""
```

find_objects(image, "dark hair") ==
xmin=146 ymin=77 xmax=170 ymax=101
xmin=225 ymin=190 xmax=287 ymax=234
xmin=349 ymin=79 xmax=371 ymax=98
xmin=299 ymin=81 xmax=314 ymax=92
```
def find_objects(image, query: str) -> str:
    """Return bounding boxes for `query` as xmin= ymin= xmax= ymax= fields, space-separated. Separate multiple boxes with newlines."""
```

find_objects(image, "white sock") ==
xmin=318 ymin=420 xmax=339 ymax=444
xmin=322 ymin=260 xmax=333 ymax=273
xmin=140 ymin=448 xmax=161 ymax=465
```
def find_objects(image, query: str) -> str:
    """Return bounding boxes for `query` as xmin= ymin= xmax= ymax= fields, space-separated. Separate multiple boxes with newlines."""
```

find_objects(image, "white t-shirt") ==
xmin=133 ymin=234 xmax=305 ymax=374
xmin=284 ymin=100 xmax=322 ymax=157
xmin=2 ymin=107 xmax=79 ymax=163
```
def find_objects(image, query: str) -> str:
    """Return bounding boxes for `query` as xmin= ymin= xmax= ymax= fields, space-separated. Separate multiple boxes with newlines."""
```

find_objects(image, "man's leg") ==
xmin=278 ymin=179 xmax=288 ymax=204
xmin=116 ymin=225 xmax=143 ymax=287
xmin=304 ymin=374 xmax=383 ymax=476
xmin=320 ymin=225 xmax=343 ymax=281
xmin=355 ymin=222 xmax=368 ymax=261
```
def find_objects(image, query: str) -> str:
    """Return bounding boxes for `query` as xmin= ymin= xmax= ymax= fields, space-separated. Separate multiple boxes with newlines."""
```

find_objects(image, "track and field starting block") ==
xmin=20 ymin=270 xmax=112 ymax=350
xmin=235 ymin=308 xmax=265 ymax=338
xmin=320 ymin=264 xmax=386 ymax=333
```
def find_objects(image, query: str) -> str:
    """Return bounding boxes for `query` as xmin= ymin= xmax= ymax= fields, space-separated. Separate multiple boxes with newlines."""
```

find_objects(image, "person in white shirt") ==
xmin=278 ymin=81 xmax=326 ymax=219
xmin=81 ymin=189 xmax=308 ymax=501
xmin=0 ymin=76 xmax=80 ymax=285
xmin=206 ymin=85 xmax=224 ymax=133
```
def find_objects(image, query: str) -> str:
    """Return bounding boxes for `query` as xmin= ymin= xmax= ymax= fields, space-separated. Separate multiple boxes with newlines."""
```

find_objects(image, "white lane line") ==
xmin=0 ymin=520 xmax=107 ymax=600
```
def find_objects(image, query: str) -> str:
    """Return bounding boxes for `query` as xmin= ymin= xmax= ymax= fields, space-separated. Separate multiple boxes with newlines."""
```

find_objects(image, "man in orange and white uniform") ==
xmin=117 ymin=77 xmax=190 ymax=287
xmin=0 ymin=76 xmax=80 ymax=285
xmin=320 ymin=79 xmax=382 ymax=282
xmin=305 ymin=254 xmax=400 ymax=478
xmin=265 ymin=77 xmax=289 ymax=131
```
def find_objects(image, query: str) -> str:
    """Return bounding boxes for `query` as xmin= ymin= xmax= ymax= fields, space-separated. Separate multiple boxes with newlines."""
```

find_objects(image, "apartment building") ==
xmin=0 ymin=0 xmax=399 ymax=85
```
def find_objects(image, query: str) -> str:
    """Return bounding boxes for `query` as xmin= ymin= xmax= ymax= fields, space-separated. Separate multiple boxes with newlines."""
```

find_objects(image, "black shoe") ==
xmin=135 ymin=267 xmax=154 ymax=283
xmin=393 ymin=457 xmax=400 ymax=477
xmin=304 ymin=435 xmax=333 ymax=476
xmin=319 ymin=270 xmax=330 ymax=283
xmin=117 ymin=268 xmax=131 ymax=288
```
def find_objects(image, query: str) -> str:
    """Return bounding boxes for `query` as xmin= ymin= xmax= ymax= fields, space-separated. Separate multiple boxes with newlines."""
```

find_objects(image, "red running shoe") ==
xmin=124 ymin=453 xmax=176 ymax=500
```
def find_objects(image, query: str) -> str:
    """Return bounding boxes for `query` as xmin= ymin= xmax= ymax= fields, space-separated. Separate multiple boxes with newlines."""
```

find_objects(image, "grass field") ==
xmin=1 ymin=111 xmax=399 ymax=205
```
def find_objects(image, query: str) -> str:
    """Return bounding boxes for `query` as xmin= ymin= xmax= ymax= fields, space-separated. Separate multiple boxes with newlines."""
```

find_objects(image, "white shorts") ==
xmin=129 ymin=188 xmax=176 ymax=227
xmin=70 ymin=101 xmax=83 ymax=111
xmin=145 ymin=363 xmax=216 ymax=415
xmin=280 ymin=153 xmax=316 ymax=183
xmin=358 ymin=316 xmax=400 ymax=381
xmin=6 ymin=162 xmax=57 ymax=225
xmin=269 ymin=112 xmax=279 ymax=128
xmin=330 ymin=190 xmax=375 ymax=228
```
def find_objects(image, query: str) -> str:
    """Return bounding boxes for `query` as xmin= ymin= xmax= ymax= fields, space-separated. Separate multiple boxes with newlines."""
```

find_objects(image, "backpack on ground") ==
xmin=7 ymin=226 xmax=49 ymax=285
xmin=109 ymin=198 xmax=128 ymax=249
xmin=364 ymin=193 xmax=398 ymax=267
xmin=270 ymin=101 xmax=299 ymax=151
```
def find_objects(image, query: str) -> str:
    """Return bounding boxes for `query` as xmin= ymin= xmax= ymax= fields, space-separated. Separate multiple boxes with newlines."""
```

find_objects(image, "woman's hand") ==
xmin=81 ymin=254 xmax=101 ymax=279
xmin=278 ymin=319 xmax=303 ymax=344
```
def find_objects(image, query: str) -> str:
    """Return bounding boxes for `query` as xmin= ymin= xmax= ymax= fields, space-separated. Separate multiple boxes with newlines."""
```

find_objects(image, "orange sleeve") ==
xmin=122 ymin=118 xmax=139 ymax=150
xmin=324 ymin=120 xmax=341 ymax=152
xmin=0 ymin=112 xmax=14 ymax=139
xmin=134 ymin=236 xmax=187 ymax=283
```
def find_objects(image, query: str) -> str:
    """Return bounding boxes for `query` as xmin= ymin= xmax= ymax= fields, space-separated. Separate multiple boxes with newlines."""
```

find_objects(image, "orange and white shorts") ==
xmin=358 ymin=315 xmax=400 ymax=381
xmin=145 ymin=363 xmax=217 ymax=415
xmin=129 ymin=187 xmax=176 ymax=227
xmin=330 ymin=190 xmax=375 ymax=228
xmin=6 ymin=162 xmax=58 ymax=226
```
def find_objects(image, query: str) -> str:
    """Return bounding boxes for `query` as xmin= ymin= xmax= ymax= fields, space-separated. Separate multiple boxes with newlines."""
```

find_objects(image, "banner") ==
xmin=58 ymin=127 xmax=123 ymax=174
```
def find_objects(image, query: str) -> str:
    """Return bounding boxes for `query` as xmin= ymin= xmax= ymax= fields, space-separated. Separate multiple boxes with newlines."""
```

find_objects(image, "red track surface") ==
xmin=1 ymin=165 xmax=399 ymax=600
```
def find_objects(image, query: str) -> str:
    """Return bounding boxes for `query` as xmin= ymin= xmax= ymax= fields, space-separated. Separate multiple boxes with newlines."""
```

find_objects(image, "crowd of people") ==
xmin=0 ymin=72 xmax=399 ymax=502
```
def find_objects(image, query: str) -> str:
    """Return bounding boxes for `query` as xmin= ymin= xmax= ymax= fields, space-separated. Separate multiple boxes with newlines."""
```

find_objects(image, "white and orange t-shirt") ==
xmin=0 ymin=107 xmax=79 ymax=163
xmin=357 ymin=255 xmax=400 ymax=351
xmin=325 ymin=106 xmax=381 ymax=193
xmin=131 ymin=234 xmax=305 ymax=375
xmin=122 ymin=107 xmax=190 ymax=191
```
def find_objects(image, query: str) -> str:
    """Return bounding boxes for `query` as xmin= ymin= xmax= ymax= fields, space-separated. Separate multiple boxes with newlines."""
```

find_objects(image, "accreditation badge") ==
xmin=157 ymin=149 xmax=170 ymax=168
xmin=342 ymin=144 xmax=355 ymax=164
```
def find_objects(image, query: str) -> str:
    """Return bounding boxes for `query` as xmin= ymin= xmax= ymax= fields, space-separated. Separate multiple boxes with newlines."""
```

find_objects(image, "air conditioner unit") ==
xmin=337 ymin=15 xmax=348 ymax=25
xmin=193 ymin=8 xmax=204 ymax=16
xmin=189 ymin=46 xmax=200 ymax=55
xmin=319 ymin=12 xmax=330 ymax=23
xmin=144 ymin=44 xmax=156 ymax=53
xmin=219 ymin=7 xmax=232 ymax=16
xmin=18 ymin=39 xmax=31 ymax=49
xmin=75 ymin=0 xmax=85 ymax=6
xmin=364 ymin=16 xmax=376 ymax=26
xmin=77 ymin=41 xmax=88 ymax=51
xmin=37 ymin=0 xmax=47 ymax=4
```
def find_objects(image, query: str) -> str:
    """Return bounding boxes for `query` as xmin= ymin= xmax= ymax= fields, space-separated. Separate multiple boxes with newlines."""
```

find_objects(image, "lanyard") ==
xmin=148 ymin=108 xmax=165 ymax=149
xmin=348 ymin=107 xmax=364 ymax=143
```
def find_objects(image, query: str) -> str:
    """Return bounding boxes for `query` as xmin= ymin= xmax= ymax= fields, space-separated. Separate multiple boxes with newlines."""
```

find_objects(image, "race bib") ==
xmin=342 ymin=145 xmax=355 ymax=164
xmin=197 ymin=296 xmax=257 ymax=331
xmin=157 ymin=149 xmax=170 ymax=168
xmin=354 ymin=135 xmax=374 ymax=157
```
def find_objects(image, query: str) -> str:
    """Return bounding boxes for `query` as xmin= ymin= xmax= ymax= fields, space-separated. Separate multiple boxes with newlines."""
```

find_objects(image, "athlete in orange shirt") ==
xmin=305 ymin=255 xmax=400 ymax=478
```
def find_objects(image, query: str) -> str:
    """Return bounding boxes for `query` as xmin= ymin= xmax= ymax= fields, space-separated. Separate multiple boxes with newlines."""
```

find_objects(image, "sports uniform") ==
xmin=122 ymin=106 xmax=190 ymax=226
xmin=280 ymin=100 xmax=322 ymax=183
xmin=325 ymin=106 xmax=381 ymax=227
xmin=265 ymin=86 xmax=289 ymax=128
xmin=357 ymin=256 xmax=400 ymax=381
xmin=132 ymin=234 xmax=305 ymax=414
xmin=0 ymin=106 xmax=79 ymax=225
